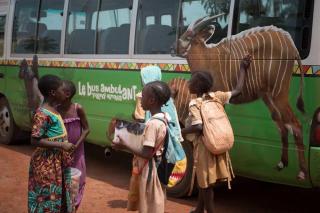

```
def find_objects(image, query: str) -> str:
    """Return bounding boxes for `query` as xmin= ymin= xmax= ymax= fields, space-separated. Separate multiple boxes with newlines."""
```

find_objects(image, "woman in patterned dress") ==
xmin=28 ymin=75 xmax=75 ymax=213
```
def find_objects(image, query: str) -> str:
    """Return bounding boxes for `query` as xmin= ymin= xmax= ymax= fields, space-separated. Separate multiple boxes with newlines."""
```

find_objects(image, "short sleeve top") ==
xmin=31 ymin=108 xmax=67 ymax=142
xmin=143 ymin=113 xmax=167 ymax=156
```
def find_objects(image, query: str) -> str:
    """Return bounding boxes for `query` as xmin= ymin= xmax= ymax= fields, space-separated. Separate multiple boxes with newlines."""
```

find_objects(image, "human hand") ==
xmin=241 ymin=54 xmax=252 ymax=70
xmin=61 ymin=142 xmax=75 ymax=152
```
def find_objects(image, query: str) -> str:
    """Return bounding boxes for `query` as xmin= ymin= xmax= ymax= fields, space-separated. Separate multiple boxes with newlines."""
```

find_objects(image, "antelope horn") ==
xmin=180 ymin=16 xmax=207 ymax=41
xmin=193 ymin=13 xmax=225 ymax=34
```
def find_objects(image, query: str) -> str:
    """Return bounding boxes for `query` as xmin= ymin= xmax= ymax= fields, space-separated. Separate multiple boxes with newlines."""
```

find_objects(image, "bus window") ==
xmin=161 ymin=15 xmax=172 ymax=27
xmin=146 ymin=16 xmax=155 ymax=26
xmin=233 ymin=0 xmax=314 ymax=59
xmin=96 ymin=0 xmax=131 ymax=54
xmin=65 ymin=0 xmax=131 ymax=55
xmin=0 ymin=16 xmax=5 ymax=57
xmin=12 ymin=0 xmax=64 ymax=54
xmin=12 ymin=0 xmax=39 ymax=54
xmin=180 ymin=0 xmax=230 ymax=44
xmin=135 ymin=0 xmax=180 ymax=54
xmin=37 ymin=0 xmax=64 ymax=54
xmin=67 ymin=12 xmax=86 ymax=34
xmin=65 ymin=0 xmax=99 ymax=54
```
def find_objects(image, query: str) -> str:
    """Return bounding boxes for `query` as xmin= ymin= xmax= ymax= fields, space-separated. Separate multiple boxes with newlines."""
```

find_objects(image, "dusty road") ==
xmin=0 ymin=143 xmax=318 ymax=213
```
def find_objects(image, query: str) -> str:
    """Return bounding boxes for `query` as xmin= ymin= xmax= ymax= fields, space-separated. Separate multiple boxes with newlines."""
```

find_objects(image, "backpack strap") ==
xmin=138 ymin=115 xmax=168 ymax=176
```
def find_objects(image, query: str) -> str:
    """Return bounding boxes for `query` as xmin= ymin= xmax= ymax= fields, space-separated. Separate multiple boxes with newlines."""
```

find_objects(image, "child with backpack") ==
xmin=112 ymin=81 xmax=172 ymax=213
xmin=133 ymin=65 xmax=186 ymax=187
xmin=181 ymin=55 xmax=252 ymax=213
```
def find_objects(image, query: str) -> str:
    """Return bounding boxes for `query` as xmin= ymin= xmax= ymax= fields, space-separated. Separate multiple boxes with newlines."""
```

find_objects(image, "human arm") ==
xmin=230 ymin=54 xmax=252 ymax=100
xmin=181 ymin=101 xmax=203 ymax=139
xmin=31 ymin=137 xmax=74 ymax=151
xmin=133 ymin=92 xmax=145 ymax=122
xmin=75 ymin=105 xmax=90 ymax=148
xmin=112 ymin=120 xmax=163 ymax=159
xmin=31 ymin=111 xmax=74 ymax=151
xmin=181 ymin=124 xmax=202 ymax=139
xmin=112 ymin=136 xmax=154 ymax=159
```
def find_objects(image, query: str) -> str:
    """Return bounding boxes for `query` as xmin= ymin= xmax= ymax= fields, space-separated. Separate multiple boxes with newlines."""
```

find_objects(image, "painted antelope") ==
xmin=19 ymin=55 xmax=43 ymax=115
xmin=171 ymin=15 xmax=307 ymax=180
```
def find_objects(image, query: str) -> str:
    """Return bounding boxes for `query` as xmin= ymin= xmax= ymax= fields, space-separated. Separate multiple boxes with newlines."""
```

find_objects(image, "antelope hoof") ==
xmin=276 ymin=161 xmax=287 ymax=171
xmin=297 ymin=170 xmax=307 ymax=181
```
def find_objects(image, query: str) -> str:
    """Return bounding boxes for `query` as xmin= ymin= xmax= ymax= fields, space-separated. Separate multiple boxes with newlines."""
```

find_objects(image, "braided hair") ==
xmin=145 ymin=81 xmax=171 ymax=106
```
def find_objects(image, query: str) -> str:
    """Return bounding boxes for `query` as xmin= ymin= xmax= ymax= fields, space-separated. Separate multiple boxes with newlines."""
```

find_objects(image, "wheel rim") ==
xmin=0 ymin=105 xmax=11 ymax=138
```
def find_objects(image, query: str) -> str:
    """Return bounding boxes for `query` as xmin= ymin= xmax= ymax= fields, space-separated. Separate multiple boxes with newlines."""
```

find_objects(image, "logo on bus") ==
xmin=78 ymin=82 xmax=138 ymax=102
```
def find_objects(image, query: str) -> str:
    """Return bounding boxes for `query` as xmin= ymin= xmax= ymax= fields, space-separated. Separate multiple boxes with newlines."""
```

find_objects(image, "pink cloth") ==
xmin=64 ymin=117 xmax=86 ymax=209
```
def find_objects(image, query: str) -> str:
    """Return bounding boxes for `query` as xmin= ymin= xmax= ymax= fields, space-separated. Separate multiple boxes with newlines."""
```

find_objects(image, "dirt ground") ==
xmin=1 ymin=143 xmax=319 ymax=213
xmin=0 ymin=143 xmax=195 ymax=213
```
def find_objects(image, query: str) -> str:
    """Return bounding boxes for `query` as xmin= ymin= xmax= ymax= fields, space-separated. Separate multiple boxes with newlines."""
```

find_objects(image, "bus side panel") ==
xmin=38 ymin=68 xmax=188 ymax=147
xmin=310 ymin=147 xmax=320 ymax=187
xmin=228 ymin=76 xmax=317 ymax=188
xmin=0 ymin=65 xmax=5 ymax=94
xmin=2 ymin=64 xmax=190 ymax=146
xmin=307 ymin=76 xmax=320 ymax=187
xmin=72 ymin=69 xmax=189 ymax=146
xmin=5 ymin=65 xmax=31 ymax=130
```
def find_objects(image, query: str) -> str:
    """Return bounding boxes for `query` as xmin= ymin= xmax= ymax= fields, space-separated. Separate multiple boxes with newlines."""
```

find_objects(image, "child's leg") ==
xmin=202 ymin=186 xmax=214 ymax=213
xmin=191 ymin=187 xmax=205 ymax=213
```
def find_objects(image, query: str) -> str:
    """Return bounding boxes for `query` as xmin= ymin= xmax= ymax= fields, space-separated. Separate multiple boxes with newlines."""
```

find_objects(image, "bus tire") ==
xmin=0 ymin=97 xmax=19 ymax=144
xmin=167 ymin=140 xmax=194 ymax=198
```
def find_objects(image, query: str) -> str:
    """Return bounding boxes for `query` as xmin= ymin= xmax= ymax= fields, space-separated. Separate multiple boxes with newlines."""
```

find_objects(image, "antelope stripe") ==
xmin=233 ymin=40 xmax=242 ymax=82
xmin=253 ymin=33 xmax=262 ymax=88
xmin=171 ymin=79 xmax=182 ymax=119
xmin=272 ymin=32 xmax=284 ymax=97
xmin=238 ymin=38 xmax=251 ymax=96
xmin=233 ymin=41 xmax=240 ymax=82
xmin=229 ymin=46 xmax=235 ymax=90
xmin=277 ymin=33 xmax=290 ymax=97
xmin=180 ymin=79 xmax=189 ymax=120
xmin=258 ymin=31 xmax=266 ymax=87
xmin=247 ymin=36 xmax=256 ymax=95
xmin=216 ymin=47 xmax=228 ymax=89
xmin=267 ymin=95 xmax=282 ymax=121
xmin=174 ymin=78 xmax=189 ymax=122
xmin=241 ymin=37 xmax=254 ymax=95
xmin=176 ymin=78 xmax=183 ymax=111
xmin=250 ymin=34 xmax=260 ymax=92
xmin=219 ymin=42 xmax=230 ymax=90
xmin=223 ymin=43 xmax=230 ymax=91
xmin=267 ymin=31 xmax=274 ymax=92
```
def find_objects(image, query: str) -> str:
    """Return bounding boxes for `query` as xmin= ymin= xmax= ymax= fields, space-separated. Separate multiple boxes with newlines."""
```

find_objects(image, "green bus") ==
xmin=0 ymin=0 xmax=319 ymax=196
